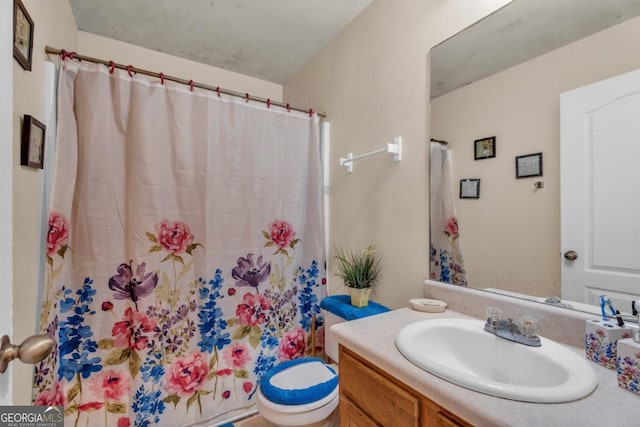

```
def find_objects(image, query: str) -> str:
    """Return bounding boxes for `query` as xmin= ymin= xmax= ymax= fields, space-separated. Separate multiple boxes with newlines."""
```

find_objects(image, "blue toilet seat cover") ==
xmin=260 ymin=357 xmax=338 ymax=405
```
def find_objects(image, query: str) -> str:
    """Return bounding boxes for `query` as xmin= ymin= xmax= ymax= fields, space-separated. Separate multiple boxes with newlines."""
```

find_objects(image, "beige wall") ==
xmin=431 ymin=16 xmax=640 ymax=297
xmin=79 ymin=32 xmax=283 ymax=101
xmin=284 ymin=0 xmax=512 ymax=309
xmin=13 ymin=0 xmax=78 ymax=404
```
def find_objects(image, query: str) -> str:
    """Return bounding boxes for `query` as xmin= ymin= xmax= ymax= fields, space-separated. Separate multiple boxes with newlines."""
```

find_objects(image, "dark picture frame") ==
xmin=515 ymin=152 xmax=543 ymax=179
xmin=21 ymin=115 xmax=46 ymax=169
xmin=13 ymin=0 xmax=34 ymax=71
xmin=474 ymin=136 xmax=496 ymax=160
xmin=460 ymin=179 xmax=480 ymax=199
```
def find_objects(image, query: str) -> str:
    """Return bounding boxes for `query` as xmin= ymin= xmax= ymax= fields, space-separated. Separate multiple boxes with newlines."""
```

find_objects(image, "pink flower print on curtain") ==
xmin=33 ymin=380 xmax=65 ymax=406
xmin=263 ymin=219 xmax=302 ymax=291
xmin=165 ymin=352 xmax=210 ymax=398
xmin=111 ymin=308 xmax=157 ymax=351
xmin=223 ymin=343 xmax=250 ymax=369
xmin=235 ymin=293 xmax=270 ymax=326
xmin=264 ymin=220 xmax=300 ymax=256
xmin=278 ymin=328 xmax=306 ymax=361
xmin=223 ymin=343 xmax=252 ymax=390
xmin=78 ymin=401 xmax=104 ymax=412
xmin=147 ymin=219 xmax=202 ymax=294
xmin=444 ymin=216 xmax=459 ymax=239
xmin=155 ymin=220 xmax=193 ymax=253
xmin=88 ymin=369 xmax=130 ymax=402
xmin=47 ymin=211 xmax=69 ymax=257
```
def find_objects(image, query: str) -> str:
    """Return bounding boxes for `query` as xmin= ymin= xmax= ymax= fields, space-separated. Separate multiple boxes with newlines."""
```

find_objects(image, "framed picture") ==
xmin=21 ymin=115 xmax=46 ymax=169
xmin=460 ymin=179 xmax=480 ymax=199
xmin=13 ymin=0 xmax=34 ymax=71
xmin=474 ymin=136 xmax=496 ymax=160
xmin=515 ymin=152 xmax=543 ymax=178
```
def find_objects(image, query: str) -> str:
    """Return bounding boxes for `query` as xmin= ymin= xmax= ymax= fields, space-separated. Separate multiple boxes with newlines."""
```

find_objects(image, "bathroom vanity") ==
xmin=331 ymin=303 xmax=639 ymax=427
xmin=339 ymin=344 xmax=470 ymax=426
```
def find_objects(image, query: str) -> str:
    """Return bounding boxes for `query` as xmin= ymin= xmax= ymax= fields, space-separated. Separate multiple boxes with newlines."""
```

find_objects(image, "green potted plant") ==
xmin=334 ymin=246 xmax=382 ymax=307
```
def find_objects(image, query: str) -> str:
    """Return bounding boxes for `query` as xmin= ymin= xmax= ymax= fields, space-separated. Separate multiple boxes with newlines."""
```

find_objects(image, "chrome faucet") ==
xmin=484 ymin=307 xmax=541 ymax=347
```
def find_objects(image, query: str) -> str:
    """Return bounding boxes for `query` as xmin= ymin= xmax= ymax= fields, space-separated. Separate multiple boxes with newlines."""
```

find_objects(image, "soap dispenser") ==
xmin=615 ymin=299 xmax=640 ymax=395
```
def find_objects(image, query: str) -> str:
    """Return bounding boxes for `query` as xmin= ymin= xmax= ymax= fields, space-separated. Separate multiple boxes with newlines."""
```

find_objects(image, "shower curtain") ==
xmin=430 ymin=141 xmax=467 ymax=286
xmin=34 ymin=59 xmax=326 ymax=427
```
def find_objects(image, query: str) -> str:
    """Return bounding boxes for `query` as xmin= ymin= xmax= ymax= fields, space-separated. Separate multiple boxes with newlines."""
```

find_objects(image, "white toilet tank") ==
xmin=323 ymin=310 xmax=345 ymax=363
xmin=320 ymin=294 xmax=391 ymax=364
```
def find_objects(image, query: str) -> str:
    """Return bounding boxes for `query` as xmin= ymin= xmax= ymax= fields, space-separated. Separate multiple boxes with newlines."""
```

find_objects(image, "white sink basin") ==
xmin=395 ymin=318 xmax=598 ymax=403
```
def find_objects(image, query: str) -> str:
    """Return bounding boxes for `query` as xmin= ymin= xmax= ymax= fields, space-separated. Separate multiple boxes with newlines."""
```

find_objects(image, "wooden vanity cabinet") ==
xmin=339 ymin=345 xmax=471 ymax=427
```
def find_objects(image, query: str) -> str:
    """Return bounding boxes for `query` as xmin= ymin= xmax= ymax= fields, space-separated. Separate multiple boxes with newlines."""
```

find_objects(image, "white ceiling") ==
xmin=69 ymin=0 xmax=373 ymax=84
xmin=431 ymin=0 xmax=640 ymax=98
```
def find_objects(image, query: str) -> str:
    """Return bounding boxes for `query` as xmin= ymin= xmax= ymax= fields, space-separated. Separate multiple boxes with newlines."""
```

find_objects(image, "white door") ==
xmin=561 ymin=69 xmax=640 ymax=312
xmin=0 ymin=0 xmax=14 ymax=404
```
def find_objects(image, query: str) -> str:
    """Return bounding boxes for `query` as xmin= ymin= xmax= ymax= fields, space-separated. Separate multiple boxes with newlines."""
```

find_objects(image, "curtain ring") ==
xmin=159 ymin=72 xmax=165 ymax=85
xmin=127 ymin=65 xmax=134 ymax=78
xmin=189 ymin=80 xmax=194 ymax=91
xmin=245 ymin=93 xmax=251 ymax=103
xmin=308 ymin=108 xmax=314 ymax=117
xmin=286 ymin=103 xmax=291 ymax=113
xmin=216 ymin=86 xmax=221 ymax=97
xmin=108 ymin=61 xmax=115 ymax=74
xmin=267 ymin=99 xmax=271 ymax=109
xmin=60 ymin=49 xmax=67 ymax=61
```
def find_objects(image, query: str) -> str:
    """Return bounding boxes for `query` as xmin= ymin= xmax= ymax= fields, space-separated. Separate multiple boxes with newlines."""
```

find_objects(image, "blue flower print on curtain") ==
xmin=58 ymin=279 xmax=102 ymax=382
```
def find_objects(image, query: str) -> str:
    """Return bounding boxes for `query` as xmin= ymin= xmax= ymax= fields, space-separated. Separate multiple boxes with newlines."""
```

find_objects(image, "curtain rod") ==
xmin=44 ymin=46 xmax=327 ymax=119
xmin=430 ymin=138 xmax=448 ymax=145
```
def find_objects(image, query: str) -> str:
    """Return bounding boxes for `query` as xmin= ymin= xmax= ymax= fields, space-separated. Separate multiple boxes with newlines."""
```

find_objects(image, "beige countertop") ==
xmin=330 ymin=307 xmax=640 ymax=427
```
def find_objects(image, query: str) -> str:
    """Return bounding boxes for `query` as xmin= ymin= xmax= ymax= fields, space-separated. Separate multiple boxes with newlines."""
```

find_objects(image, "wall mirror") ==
xmin=429 ymin=0 xmax=640 ymax=317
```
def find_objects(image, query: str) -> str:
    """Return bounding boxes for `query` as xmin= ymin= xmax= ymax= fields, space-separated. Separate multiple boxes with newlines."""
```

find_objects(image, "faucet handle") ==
xmin=517 ymin=316 xmax=539 ymax=337
xmin=485 ymin=307 xmax=503 ymax=323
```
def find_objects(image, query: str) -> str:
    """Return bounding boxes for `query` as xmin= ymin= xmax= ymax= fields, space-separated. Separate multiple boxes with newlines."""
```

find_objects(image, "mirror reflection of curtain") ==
xmin=34 ymin=60 xmax=326 ymax=426
xmin=430 ymin=140 xmax=467 ymax=286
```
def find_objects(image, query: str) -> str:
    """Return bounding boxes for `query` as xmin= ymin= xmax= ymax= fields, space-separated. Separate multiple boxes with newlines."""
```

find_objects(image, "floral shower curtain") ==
xmin=34 ymin=60 xmax=326 ymax=427
xmin=429 ymin=141 xmax=466 ymax=286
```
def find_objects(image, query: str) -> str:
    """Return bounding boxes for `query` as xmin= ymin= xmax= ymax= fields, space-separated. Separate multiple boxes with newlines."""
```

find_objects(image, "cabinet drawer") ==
xmin=422 ymin=395 xmax=472 ymax=427
xmin=340 ymin=346 xmax=419 ymax=427
xmin=436 ymin=412 xmax=466 ymax=427
xmin=340 ymin=396 xmax=380 ymax=427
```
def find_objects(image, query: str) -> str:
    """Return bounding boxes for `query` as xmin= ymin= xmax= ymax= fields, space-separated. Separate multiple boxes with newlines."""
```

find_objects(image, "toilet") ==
xmin=255 ymin=308 xmax=344 ymax=427
xmin=256 ymin=297 xmax=389 ymax=426
xmin=256 ymin=357 xmax=339 ymax=427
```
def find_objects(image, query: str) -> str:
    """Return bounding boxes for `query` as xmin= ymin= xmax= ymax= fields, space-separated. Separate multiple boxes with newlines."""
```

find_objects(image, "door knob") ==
xmin=564 ymin=250 xmax=578 ymax=261
xmin=0 ymin=334 xmax=54 ymax=373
